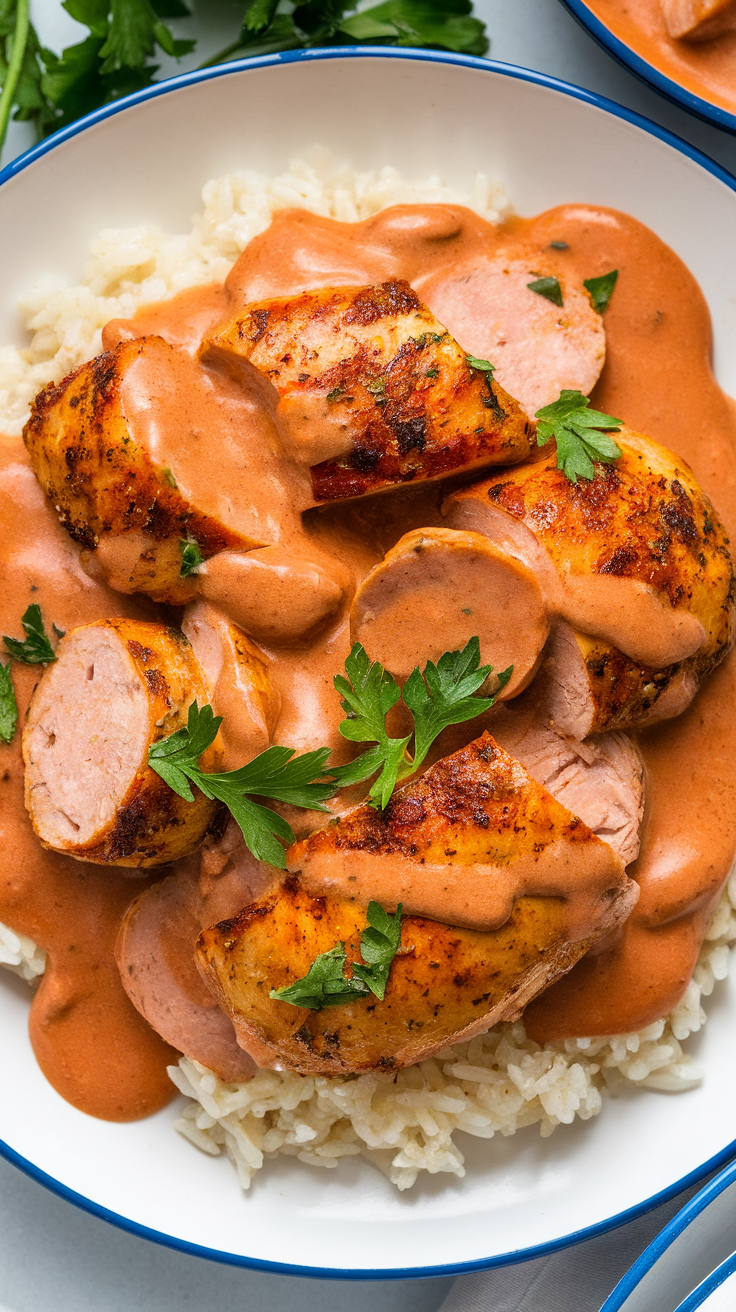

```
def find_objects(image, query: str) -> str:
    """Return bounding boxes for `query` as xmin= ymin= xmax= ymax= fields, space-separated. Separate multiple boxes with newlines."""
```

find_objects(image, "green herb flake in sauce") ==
xmin=584 ymin=269 xmax=619 ymax=314
xmin=527 ymin=276 xmax=563 ymax=307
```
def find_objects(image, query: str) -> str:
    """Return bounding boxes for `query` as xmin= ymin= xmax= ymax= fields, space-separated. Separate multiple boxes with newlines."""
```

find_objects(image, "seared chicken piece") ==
xmin=197 ymin=883 xmax=610 ymax=1076
xmin=662 ymin=0 xmax=736 ymax=39
xmin=203 ymin=280 xmax=533 ymax=501
xmin=445 ymin=428 xmax=734 ymax=672
xmin=350 ymin=525 xmax=549 ymax=695
xmin=24 ymin=619 xmax=220 ymax=867
xmin=23 ymin=337 xmax=268 ymax=604
xmin=537 ymin=620 xmax=698 ymax=739
xmin=419 ymin=257 xmax=606 ymax=419
xmin=197 ymin=732 xmax=636 ymax=1075
xmin=287 ymin=732 xmax=633 ymax=928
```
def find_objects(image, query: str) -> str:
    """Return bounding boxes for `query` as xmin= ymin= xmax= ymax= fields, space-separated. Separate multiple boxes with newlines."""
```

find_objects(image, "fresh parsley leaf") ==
xmin=148 ymin=702 xmax=336 ymax=868
xmin=0 ymin=661 xmax=18 ymax=745
xmin=466 ymin=354 xmax=496 ymax=377
xmin=270 ymin=900 xmax=403 ymax=1009
xmin=352 ymin=900 xmax=402 ymax=1000
xmin=333 ymin=643 xmax=412 ymax=808
xmin=535 ymin=389 xmax=623 ymax=484
xmin=179 ymin=538 xmax=204 ymax=578
xmin=3 ymin=604 xmax=58 ymax=664
xmin=207 ymin=0 xmax=489 ymax=63
xmin=527 ymin=276 xmax=563 ymax=307
xmin=333 ymin=638 xmax=509 ymax=808
xmin=269 ymin=944 xmax=369 ymax=1010
xmin=584 ymin=269 xmax=618 ymax=314
xmin=403 ymin=637 xmax=507 ymax=769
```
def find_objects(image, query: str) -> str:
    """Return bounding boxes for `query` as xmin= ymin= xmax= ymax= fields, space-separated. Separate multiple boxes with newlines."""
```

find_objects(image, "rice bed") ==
xmin=1 ymin=151 xmax=732 ymax=1192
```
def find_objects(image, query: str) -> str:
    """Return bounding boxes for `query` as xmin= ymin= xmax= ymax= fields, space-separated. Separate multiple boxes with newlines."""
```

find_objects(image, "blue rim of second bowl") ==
xmin=601 ymin=1156 xmax=736 ymax=1310
xmin=558 ymin=0 xmax=736 ymax=136
xmin=2 ymin=44 xmax=736 ymax=1281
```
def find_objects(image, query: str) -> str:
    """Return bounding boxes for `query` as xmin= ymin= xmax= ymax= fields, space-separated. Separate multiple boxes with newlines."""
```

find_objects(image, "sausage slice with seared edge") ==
xmin=23 ymin=619 xmax=221 ymax=867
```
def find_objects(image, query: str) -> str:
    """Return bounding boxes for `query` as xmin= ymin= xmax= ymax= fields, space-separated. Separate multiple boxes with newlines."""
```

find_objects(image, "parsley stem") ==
xmin=0 ymin=0 xmax=29 ymax=155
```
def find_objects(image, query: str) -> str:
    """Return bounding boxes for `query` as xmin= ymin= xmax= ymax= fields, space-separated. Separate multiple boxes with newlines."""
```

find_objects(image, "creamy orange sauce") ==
xmin=583 ymin=0 xmax=736 ymax=116
xmin=3 ymin=198 xmax=736 ymax=1118
xmin=0 ymin=443 xmax=178 ymax=1119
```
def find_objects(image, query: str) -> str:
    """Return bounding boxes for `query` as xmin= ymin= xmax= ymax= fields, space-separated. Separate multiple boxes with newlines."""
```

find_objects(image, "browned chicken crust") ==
xmin=539 ymin=623 xmax=698 ymax=738
xmin=287 ymin=732 xmax=630 ymax=927
xmin=23 ymin=338 xmax=262 ymax=604
xmin=196 ymin=732 xmax=636 ymax=1075
xmin=446 ymin=429 xmax=735 ymax=728
xmin=203 ymin=279 xmax=533 ymax=501
xmin=24 ymin=619 xmax=222 ymax=867
xmin=196 ymin=881 xmax=608 ymax=1076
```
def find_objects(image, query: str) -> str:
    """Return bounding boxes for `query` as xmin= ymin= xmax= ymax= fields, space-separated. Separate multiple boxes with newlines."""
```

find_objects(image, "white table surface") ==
xmin=2 ymin=2 xmax=735 ymax=1308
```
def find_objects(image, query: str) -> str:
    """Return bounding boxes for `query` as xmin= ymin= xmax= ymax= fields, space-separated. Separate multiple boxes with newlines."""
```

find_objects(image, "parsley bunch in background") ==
xmin=0 ymin=0 xmax=489 ymax=154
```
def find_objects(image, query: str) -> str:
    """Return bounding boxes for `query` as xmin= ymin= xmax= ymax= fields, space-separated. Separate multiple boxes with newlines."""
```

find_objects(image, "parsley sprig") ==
xmin=535 ymin=390 xmax=623 ymax=484
xmin=270 ymin=900 xmax=402 ymax=1009
xmin=148 ymin=701 xmax=335 ymax=868
xmin=332 ymin=637 xmax=511 ymax=809
xmin=3 ymin=603 xmax=60 ymax=664
xmin=0 ymin=0 xmax=489 ymax=154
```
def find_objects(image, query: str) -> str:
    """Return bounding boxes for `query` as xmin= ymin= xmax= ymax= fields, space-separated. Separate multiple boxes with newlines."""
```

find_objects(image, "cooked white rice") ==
xmin=0 ymin=921 xmax=46 ymax=982
xmin=0 ymin=147 xmax=510 ymax=436
xmin=1 ymin=152 xmax=733 ymax=1190
xmin=169 ymin=873 xmax=736 ymax=1191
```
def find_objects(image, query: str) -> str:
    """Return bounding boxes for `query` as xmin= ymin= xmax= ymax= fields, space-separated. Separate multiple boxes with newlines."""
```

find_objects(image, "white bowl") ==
xmin=2 ymin=49 xmax=736 ymax=1279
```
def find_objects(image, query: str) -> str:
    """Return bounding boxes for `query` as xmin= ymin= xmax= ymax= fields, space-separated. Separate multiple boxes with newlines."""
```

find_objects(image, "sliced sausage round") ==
xmin=419 ymin=255 xmax=606 ymax=418
xmin=350 ymin=525 xmax=549 ymax=695
xmin=24 ymin=619 xmax=220 ymax=867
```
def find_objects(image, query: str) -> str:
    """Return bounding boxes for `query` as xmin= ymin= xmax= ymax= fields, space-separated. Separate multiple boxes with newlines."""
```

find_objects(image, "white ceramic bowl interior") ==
xmin=2 ymin=50 xmax=736 ymax=1278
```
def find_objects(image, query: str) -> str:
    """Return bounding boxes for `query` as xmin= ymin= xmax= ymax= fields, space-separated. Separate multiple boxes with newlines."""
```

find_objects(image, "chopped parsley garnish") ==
xmin=527 ymin=276 xmax=563 ymax=307
xmin=3 ymin=604 xmax=58 ymax=664
xmin=466 ymin=354 xmax=496 ymax=377
xmin=332 ymin=637 xmax=511 ymax=809
xmin=0 ymin=662 xmax=18 ymax=745
xmin=535 ymin=390 xmax=623 ymax=484
xmin=584 ymin=269 xmax=618 ymax=314
xmin=148 ymin=702 xmax=335 ymax=867
xmin=162 ymin=466 xmax=177 ymax=488
xmin=179 ymin=538 xmax=204 ymax=578
xmin=270 ymin=901 xmax=403 ymax=1010
xmin=549 ymin=240 xmax=569 ymax=251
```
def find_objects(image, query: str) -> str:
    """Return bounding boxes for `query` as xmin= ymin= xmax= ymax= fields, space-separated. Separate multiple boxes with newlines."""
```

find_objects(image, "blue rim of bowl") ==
xmin=601 ymin=1156 xmax=736 ymax=1310
xmin=558 ymin=0 xmax=736 ymax=136
xmin=2 ymin=44 xmax=736 ymax=1281
xmin=676 ymin=1252 xmax=736 ymax=1312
